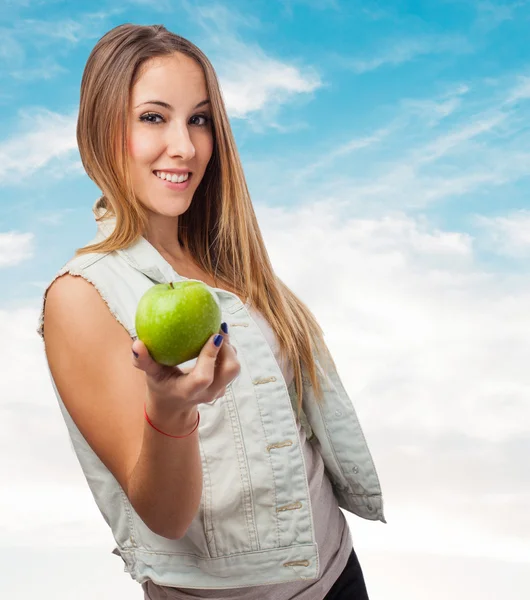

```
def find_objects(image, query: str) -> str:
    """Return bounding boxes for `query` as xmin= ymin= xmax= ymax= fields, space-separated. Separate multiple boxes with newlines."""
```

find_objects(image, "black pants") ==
xmin=323 ymin=547 xmax=370 ymax=599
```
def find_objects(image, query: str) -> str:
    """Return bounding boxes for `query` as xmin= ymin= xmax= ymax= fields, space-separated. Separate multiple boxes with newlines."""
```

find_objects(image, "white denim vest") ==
xmin=36 ymin=197 xmax=386 ymax=590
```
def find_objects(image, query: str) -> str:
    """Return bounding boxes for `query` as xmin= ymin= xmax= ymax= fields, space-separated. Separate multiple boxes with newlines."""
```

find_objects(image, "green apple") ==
xmin=135 ymin=280 xmax=222 ymax=367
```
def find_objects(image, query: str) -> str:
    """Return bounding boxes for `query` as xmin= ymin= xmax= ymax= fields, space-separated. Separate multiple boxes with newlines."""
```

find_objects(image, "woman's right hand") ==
xmin=131 ymin=323 xmax=240 ymax=416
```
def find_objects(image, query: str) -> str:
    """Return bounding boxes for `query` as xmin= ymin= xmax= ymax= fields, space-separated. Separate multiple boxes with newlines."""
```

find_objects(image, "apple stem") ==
xmin=170 ymin=282 xmax=174 ymax=289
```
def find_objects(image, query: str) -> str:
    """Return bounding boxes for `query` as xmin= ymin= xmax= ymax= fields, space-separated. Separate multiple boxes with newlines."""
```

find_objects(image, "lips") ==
xmin=153 ymin=171 xmax=193 ymax=190
xmin=153 ymin=171 xmax=192 ymax=181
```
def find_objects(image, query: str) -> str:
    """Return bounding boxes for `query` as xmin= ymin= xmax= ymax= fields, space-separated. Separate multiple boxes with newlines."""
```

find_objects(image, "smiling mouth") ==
xmin=153 ymin=171 xmax=193 ymax=182
xmin=152 ymin=171 xmax=194 ymax=190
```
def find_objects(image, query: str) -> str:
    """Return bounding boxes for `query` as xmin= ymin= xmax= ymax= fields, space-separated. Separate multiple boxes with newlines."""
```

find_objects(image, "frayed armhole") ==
xmin=36 ymin=254 xmax=131 ymax=342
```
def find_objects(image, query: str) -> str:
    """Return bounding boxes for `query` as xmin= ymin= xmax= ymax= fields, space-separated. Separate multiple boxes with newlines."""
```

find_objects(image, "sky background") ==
xmin=1 ymin=0 xmax=529 ymax=598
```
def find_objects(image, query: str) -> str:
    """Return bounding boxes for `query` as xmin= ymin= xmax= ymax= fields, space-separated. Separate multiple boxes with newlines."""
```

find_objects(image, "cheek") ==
xmin=128 ymin=132 xmax=157 ymax=160
xmin=200 ymin=134 xmax=214 ymax=163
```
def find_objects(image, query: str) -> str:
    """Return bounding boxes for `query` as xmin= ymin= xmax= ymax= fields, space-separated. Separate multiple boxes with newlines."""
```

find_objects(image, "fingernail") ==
xmin=132 ymin=349 xmax=139 ymax=358
xmin=221 ymin=322 xmax=228 ymax=334
xmin=214 ymin=334 xmax=223 ymax=347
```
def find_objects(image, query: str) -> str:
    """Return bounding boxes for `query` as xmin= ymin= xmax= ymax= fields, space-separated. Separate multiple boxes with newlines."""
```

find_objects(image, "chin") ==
xmin=147 ymin=196 xmax=193 ymax=217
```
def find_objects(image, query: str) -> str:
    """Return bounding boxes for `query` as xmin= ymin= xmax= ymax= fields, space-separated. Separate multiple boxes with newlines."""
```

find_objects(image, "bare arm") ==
xmin=127 ymin=395 xmax=203 ymax=539
xmin=43 ymin=274 xmax=235 ymax=539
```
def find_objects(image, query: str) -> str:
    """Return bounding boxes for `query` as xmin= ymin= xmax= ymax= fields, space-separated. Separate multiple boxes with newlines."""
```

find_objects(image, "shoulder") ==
xmin=37 ymin=261 xmax=109 ymax=341
xmin=36 ymin=250 xmax=121 ymax=341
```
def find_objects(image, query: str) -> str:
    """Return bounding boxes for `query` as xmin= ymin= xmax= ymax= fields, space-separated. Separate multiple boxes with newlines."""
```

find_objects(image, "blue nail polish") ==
xmin=132 ymin=349 xmax=139 ymax=358
xmin=214 ymin=334 xmax=223 ymax=347
xmin=221 ymin=322 xmax=228 ymax=334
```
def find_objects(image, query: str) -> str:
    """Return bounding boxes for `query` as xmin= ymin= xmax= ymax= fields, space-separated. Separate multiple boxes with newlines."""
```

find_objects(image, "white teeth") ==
xmin=155 ymin=171 xmax=190 ymax=183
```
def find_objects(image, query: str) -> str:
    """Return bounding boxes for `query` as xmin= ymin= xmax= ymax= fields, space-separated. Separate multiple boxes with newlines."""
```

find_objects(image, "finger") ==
xmin=220 ymin=322 xmax=237 ymax=355
xmin=191 ymin=331 xmax=224 ymax=390
xmin=132 ymin=339 xmax=184 ymax=379
xmin=209 ymin=331 xmax=241 ymax=396
xmin=132 ymin=339 xmax=163 ymax=378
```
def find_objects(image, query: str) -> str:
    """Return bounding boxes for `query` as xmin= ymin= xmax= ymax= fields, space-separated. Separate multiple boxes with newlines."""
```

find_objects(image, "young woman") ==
xmin=37 ymin=23 xmax=386 ymax=599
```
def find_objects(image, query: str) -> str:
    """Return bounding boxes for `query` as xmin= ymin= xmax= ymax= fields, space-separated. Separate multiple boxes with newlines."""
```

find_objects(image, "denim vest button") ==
xmin=334 ymin=410 xmax=342 ymax=417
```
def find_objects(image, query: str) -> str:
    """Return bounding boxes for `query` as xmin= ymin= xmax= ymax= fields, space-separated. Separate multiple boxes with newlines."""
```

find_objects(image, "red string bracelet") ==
xmin=144 ymin=403 xmax=200 ymax=438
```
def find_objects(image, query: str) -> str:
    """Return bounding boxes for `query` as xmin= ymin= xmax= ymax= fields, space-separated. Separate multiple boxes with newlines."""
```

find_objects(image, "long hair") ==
xmin=75 ymin=23 xmax=338 ymax=414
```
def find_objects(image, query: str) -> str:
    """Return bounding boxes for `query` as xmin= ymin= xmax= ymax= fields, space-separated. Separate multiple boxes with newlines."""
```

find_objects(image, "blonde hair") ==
xmin=75 ymin=23 xmax=337 ymax=414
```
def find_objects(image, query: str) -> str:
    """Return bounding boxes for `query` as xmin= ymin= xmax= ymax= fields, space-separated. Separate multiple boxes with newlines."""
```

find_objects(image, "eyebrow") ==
xmin=135 ymin=99 xmax=210 ymax=110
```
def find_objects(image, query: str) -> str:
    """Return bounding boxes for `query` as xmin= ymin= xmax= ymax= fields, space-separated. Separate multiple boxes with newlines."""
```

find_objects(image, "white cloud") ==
xmin=0 ymin=26 xmax=25 ymax=66
xmin=473 ymin=0 xmax=530 ymax=32
xmin=16 ymin=17 xmax=90 ymax=43
xmin=2 ymin=194 xmax=528 ymax=572
xmin=399 ymin=84 xmax=471 ymax=127
xmin=291 ymin=124 xmax=396 ymax=184
xmin=9 ymin=58 xmax=68 ymax=81
xmin=0 ymin=108 xmax=78 ymax=183
xmin=414 ymin=110 xmax=508 ymax=164
xmin=504 ymin=74 xmax=530 ymax=105
xmin=36 ymin=209 xmax=76 ymax=226
xmin=260 ymin=73 xmax=529 ymax=214
xmin=473 ymin=210 xmax=530 ymax=258
xmin=2 ymin=9 xmax=530 ymax=597
xmin=219 ymin=53 xmax=323 ymax=120
xmin=341 ymin=34 xmax=474 ymax=74
xmin=175 ymin=2 xmax=325 ymax=124
xmin=0 ymin=231 xmax=34 ymax=267
xmin=187 ymin=0 xmax=264 ymax=31
xmin=0 ymin=6 xmax=325 ymax=184
xmin=12 ymin=10 xmax=125 ymax=44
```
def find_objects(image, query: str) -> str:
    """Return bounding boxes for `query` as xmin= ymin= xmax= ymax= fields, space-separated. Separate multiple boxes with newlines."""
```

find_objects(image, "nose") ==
xmin=165 ymin=121 xmax=196 ymax=161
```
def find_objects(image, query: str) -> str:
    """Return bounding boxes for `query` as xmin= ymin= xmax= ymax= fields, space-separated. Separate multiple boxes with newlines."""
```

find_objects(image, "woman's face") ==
xmin=126 ymin=53 xmax=214 ymax=219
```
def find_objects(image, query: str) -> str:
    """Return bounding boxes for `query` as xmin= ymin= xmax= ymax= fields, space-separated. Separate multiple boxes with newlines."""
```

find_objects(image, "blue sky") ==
xmin=1 ymin=1 xmax=529 ymax=599
xmin=3 ymin=0 xmax=530 ymax=301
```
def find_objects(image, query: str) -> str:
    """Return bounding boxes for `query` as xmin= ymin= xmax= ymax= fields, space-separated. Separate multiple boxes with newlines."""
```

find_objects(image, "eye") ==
xmin=139 ymin=112 xmax=212 ymax=127
xmin=190 ymin=113 xmax=211 ymax=127
xmin=139 ymin=112 xmax=164 ymax=125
